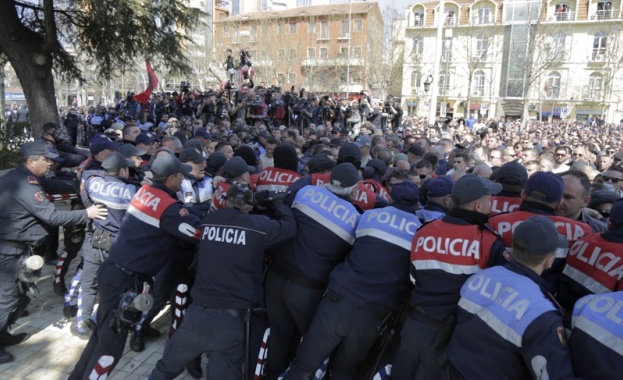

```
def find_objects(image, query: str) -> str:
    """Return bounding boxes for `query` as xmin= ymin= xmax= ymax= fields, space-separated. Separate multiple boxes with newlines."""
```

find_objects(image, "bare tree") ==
xmin=366 ymin=6 xmax=404 ymax=100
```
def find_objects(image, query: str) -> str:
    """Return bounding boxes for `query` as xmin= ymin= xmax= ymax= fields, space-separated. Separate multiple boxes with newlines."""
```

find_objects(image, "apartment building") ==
xmin=400 ymin=0 xmax=623 ymax=122
xmin=213 ymin=2 xmax=384 ymax=96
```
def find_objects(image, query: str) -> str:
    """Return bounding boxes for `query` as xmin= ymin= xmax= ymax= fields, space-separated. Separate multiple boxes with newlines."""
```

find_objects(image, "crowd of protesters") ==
xmin=2 ymin=75 xmax=623 ymax=378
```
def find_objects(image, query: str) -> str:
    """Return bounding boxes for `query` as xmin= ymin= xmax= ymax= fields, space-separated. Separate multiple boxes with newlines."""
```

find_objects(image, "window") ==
xmin=550 ymin=33 xmax=565 ymax=58
xmin=413 ymin=37 xmax=423 ymax=56
xmin=290 ymin=22 xmax=297 ymax=34
xmin=413 ymin=12 xmax=424 ymax=26
xmin=289 ymin=48 xmax=297 ymax=60
xmin=439 ymin=70 xmax=450 ymax=95
xmin=473 ymin=71 xmax=485 ymax=96
xmin=224 ymin=26 xmax=229 ymax=37
xmin=411 ymin=71 xmax=421 ymax=88
xmin=288 ymin=73 xmax=296 ymax=85
xmin=249 ymin=25 xmax=257 ymax=42
xmin=351 ymin=72 xmax=361 ymax=84
xmin=442 ymin=37 xmax=452 ymax=61
xmin=546 ymin=72 xmax=561 ymax=98
xmin=278 ymin=24 xmax=285 ymax=34
xmin=297 ymin=0 xmax=310 ymax=6
xmin=277 ymin=73 xmax=285 ymax=85
xmin=554 ymin=3 xmax=570 ymax=21
xmin=354 ymin=19 xmax=363 ymax=32
xmin=233 ymin=26 xmax=240 ymax=43
xmin=352 ymin=47 xmax=362 ymax=59
xmin=475 ymin=35 xmax=488 ymax=59
xmin=320 ymin=47 xmax=328 ymax=59
xmin=320 ymin=21 xmax=329 ymax=39
xmin=596 ymin=1 xmax=613 ymax=19
xmin=341 ymin=20 xmax=350 ymax=38
xmin=308 ymin=22 xmax=316 ymax=34
xmin=474 ymin=8 xmax=491 ymax=24
xmin=277 ymin=49 xmax=286 ymax=59
xmin=340 ymin=47 xmax=349 ymax=57
xmin=307 ymin=47 xmax=316 ymax=59
xmin=445 ymin=9 xmax=456 ymax=26
xmin=592 ymin=32 xmax=607 ymax=61
xmin=262 ymin=24 xmax=269 ymax=36
xmin=259 ymin=0 xmax=268 ymax=11
xmin=588 ymin=73 xmax=603 ymax=100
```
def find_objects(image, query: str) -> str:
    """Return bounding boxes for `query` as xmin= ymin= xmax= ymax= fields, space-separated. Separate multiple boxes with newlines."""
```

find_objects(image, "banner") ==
xmin=133 ymin=60 xmax=159 ymax=104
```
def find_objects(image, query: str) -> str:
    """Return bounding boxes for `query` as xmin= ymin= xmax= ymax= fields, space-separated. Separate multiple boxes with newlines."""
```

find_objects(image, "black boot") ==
xmin=130 ymin=332 xmax=145 ymax=352
xmin=185 ymin=356 xmax=202 ymax=379
xmin=0 ymin=331 xmax=29 ymax=346
xmin=0 ymin=347 xmax=13 ymax=364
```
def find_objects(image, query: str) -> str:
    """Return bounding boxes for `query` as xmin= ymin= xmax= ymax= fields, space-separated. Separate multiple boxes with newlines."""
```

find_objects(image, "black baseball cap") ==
xmin=20 ymin=141 xmax=59 ymax=159
xmin=151 ymin=154 xmax=192 ymax=179
xmin=223 ymin=157 xmax=254 ymax=179
xmin=179 ymin=147 xmax=205 ymax=164
xmin=102 ymin=152 xmax=135 ymax=172
xmin=118 ymin=143 xmax=147 ymax=158
xmin=452 ymin=174 xmax=502 ymax=205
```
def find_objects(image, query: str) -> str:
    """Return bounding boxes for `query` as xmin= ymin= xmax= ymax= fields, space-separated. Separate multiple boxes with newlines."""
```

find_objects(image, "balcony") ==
xmin=317 ymin=32 xmax=329 ymax=41
xmin=413 ymin=17 xmax=424 ymax=27
xmin=553 ymin=10 xmax=575 ymax=21
xmin=590 ymin=49 xmax=606 ymax=62
xmin=445 ymin=15 xmax=457 ymax=26
xmin=471 ymin=14 xmax=493 ymax=25
xmin=591 ymin=10 xmax=621 ymax=19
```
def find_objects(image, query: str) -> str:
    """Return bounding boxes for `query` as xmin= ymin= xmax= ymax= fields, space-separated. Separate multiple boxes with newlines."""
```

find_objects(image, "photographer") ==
xmin=246 ymin=94 xmax=268 ymax=125
xmin=390 ymin=99 xmax=403 ymax=132
xmin=346 ymin=100 xmax=362 ymax=135
xmin=229 ymin=90 xmax=248 ymax=121
xmin=366 ymin=101 xmax=382 ymax=130
xmin=380 ymin=99 xmax=397 ymax=133
xmin=303 ymin=96 xmax=320 ymax=127
xmin=197 ymin=92 xmax=217 ymax=125
xmin=317 ymin=96 xmax=335 ymax=127
xmin=224 ymin=48 xmax=236 ymax=82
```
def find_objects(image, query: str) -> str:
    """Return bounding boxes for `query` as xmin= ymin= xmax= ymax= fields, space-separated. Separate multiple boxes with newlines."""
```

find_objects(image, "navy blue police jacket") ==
xmin=329 ymin=204 xmax=421 ymax=316
xmin=410 ymin=210 xmax=506 ymax=321
xmin=83 ymin=174 xmax=138 ymax=235
xmin=0 ymin=165 xmax=89 ymax=254
xmin=446 ymin=260 xmax=579 ymax=380
xmin=270 ymin=185 xmax=359 ymax=287
xmin=570 ymin=291 xmax=623 ymax=379
xmin=107 ymin=182 xmax=202 ymax=277
xmin=192 ymin=203 xmax=297 ymax=309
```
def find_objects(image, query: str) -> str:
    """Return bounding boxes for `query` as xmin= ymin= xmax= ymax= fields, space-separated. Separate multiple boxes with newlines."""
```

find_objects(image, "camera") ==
xmin=181 ymin=81 xmax=190 ymax=93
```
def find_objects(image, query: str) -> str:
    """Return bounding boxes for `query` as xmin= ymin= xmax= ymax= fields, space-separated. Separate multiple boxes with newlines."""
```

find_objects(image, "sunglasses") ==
xmin=607 ymin=150 xmax=616 ymax=154
xmin=573 ymin=153 xmax=583 ymax=157
xmin=555 ymin=153 xmax=566 ymax=157
xmin=602 ymin=176 xmax=621 ymax=184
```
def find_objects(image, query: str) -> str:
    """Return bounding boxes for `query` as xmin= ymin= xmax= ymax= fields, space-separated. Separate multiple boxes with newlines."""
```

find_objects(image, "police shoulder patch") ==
xmin=179 ymin=208 xmax=189 ymax=217
xmin=34 ymin=191 xmax=46 ymax=202
xmin=556 ymin=326 xmax=567 ymax=348
xmin=27 ymin=176 xmax=38 ymax=185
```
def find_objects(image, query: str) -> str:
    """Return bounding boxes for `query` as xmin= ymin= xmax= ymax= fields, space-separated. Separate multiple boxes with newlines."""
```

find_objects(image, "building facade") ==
xmin=400 ymin=0 xmax=623 ymax=123
xmin=213 ymin=2 xmax=384 ymax=96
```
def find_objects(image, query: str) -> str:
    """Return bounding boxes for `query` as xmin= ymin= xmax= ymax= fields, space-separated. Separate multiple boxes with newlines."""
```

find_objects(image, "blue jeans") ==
xmin=150 ymin=304 xmax=245 ymax=380
xmin=284 ymin=291 xmax=382 ymax=380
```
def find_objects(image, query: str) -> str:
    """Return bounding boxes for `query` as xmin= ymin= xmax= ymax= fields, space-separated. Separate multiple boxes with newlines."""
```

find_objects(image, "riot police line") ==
xmin=0 ymin=118 xmax=621 ymax=380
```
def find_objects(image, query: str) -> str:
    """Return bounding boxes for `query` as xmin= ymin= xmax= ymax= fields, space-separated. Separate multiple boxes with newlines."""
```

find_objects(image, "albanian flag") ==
xmin=134 ymin=60 xmax=159 ymax=104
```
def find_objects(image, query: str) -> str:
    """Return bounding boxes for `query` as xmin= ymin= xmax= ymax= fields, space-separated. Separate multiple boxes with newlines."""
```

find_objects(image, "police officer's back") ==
xmin=392 ymin=174 xmax=506 ymax=380
xmin=445 ymin=217 xmax=578 ymax=379
xmin=150 ymin=183 xmax=296 ymax=380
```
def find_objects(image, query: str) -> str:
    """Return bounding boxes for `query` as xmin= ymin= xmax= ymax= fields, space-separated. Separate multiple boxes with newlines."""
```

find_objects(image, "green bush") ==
xmin=0 ymin=121 xmax=32 ymax=170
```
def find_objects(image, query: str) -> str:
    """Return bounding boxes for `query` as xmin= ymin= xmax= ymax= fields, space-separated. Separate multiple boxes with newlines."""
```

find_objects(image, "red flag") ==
xmin=133 ymin=60 xmax=159 ymax=104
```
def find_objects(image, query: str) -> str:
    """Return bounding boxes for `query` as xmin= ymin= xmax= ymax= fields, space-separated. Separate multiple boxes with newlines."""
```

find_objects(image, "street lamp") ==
xmin=424 ymin=75 xmax=433 ymax=93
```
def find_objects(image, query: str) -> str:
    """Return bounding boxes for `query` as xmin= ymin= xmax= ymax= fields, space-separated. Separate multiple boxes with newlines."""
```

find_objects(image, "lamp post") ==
xmin=428 ymin=0 xmax=445 ymax=127
xmin=346 ymin=0 xmax=352 ymax=100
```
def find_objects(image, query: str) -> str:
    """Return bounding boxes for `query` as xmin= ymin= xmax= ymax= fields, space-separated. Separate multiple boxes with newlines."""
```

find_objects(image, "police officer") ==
xmin=37 ymin=122 xmax=89 ymax=167
xmin=266 ymin=163 xmax=361 ymax=379
xmin=416 ymin=176 xmax=454 ymax=223
xmin=558 ymin=198 xmax=623 ymax=312
xmin=211 ymin=156 xmax=255 ymax=211
xmin=284 ymin=181 xmax=421 ymax=380
xmin=149 ymin=183 xmax=297 ymax=380
xmin=393 ymin=174 xmax=506 ymax=380
xmin=256 ymin=144 xmax=301 ymax=192
xmin=0 ymin=142 xmax=107 ymax=364
xmin=73 ymin=152 xmax=139 ymax=337
xmin=69 ymin=154 xmax=203 ymax=379
xmin=178 ymin=147 xmax=213 ymax=215
xmin=488 ymin=172 xmax=592 ymax=292
xmin=569 ymin=291 xmax=623 ymax=379
xmin=489 ymin=161 xmax=527 ymax=216
xmin=445 ymin=217 xmax=576 ymax=379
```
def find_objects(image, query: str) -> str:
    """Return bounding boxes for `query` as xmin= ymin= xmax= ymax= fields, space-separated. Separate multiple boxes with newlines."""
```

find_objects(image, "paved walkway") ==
xmin=0 ymin=261 xmax=199 ymax=380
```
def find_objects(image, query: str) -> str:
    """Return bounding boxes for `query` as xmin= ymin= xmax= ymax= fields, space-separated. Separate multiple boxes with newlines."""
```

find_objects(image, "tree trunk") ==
xmin=0 ymin=1 xmax=58 ymax=138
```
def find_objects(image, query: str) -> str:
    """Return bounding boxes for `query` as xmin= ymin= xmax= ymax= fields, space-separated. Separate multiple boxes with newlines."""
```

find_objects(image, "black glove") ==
xmin=254 ymin=190 xmax=272 ymax=210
